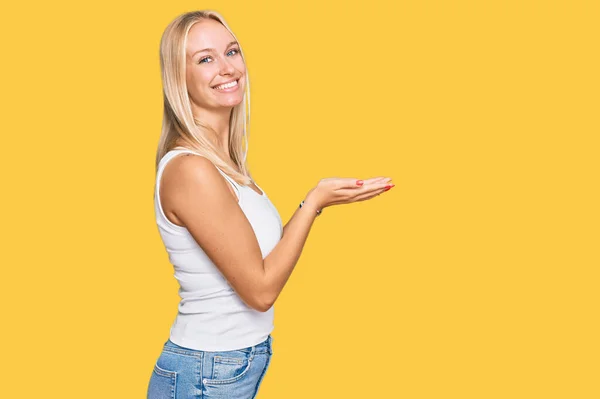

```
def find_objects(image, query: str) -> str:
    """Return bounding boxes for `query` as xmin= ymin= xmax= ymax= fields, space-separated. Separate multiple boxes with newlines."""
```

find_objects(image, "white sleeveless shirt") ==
xmin=154 ymin=148 xmax=283 ymax=351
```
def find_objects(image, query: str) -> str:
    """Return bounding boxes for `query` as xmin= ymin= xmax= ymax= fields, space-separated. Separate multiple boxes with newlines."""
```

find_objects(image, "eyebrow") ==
xmin=192 ymin=41 xmax=239 ymax=57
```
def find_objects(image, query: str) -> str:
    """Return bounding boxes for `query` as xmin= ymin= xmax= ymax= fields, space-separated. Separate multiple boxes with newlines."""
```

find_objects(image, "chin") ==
xmin=221 ymin=96 xmax=244 ymax=107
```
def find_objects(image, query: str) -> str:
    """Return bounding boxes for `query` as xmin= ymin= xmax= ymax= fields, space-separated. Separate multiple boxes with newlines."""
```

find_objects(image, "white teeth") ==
xmin=214 ymin=80 xmax=238 ymax=90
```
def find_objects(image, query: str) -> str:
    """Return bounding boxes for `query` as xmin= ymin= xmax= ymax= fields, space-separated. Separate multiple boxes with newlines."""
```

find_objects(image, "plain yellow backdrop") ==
xmin=1 ymin=1 xmax=598 ymax=398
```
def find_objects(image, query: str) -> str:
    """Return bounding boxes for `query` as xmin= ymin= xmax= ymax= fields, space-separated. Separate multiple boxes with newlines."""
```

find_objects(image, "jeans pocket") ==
xmin=147 ymin=363 xmax=177 ymax=399
xmin=204 ymin=350 xmax=253 ymax=385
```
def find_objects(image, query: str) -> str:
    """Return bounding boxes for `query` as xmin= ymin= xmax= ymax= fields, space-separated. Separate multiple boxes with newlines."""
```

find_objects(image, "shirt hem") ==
xmin=168 ymin=331 xmax=273 ymax=352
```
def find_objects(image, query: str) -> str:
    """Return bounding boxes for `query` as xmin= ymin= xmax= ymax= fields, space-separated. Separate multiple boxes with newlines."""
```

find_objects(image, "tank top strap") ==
xmin=251 ymin=180 xmax=265 ymax=195
xmin=214 ymin=167 xmax=240 ymax=187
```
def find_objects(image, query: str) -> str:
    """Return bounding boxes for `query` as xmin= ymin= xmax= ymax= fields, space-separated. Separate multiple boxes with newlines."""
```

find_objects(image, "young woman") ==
xmin=147 ymin=10 xmax=394 ymax=399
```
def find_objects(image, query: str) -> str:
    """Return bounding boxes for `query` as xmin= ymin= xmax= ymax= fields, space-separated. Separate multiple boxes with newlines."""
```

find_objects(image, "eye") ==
xmin=198 ymin=48 xmax=240 ymax=64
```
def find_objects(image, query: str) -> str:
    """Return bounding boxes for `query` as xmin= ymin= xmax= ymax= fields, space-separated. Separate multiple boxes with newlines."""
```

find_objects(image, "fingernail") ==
xmin=384 ymin=184 xmax=395 ymax=191
xmin=356 ymin=180 xmax=364 ymax=186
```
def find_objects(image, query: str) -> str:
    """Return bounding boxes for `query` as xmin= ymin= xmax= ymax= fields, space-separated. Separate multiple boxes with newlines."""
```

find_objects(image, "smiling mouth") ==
xmin=212 ymin=79 xmax=239 ymax=90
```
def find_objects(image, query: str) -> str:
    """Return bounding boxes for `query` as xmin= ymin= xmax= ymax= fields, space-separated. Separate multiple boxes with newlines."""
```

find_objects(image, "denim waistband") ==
xmin=163 ymin=335 xmax=272 ymax=357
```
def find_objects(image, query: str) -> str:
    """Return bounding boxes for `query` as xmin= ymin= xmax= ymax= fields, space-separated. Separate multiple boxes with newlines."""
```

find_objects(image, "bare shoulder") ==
xmin=161 ymin=153 xmax=237 ymax=224
xmin=162 ymin=152 xmax=221 ymax=191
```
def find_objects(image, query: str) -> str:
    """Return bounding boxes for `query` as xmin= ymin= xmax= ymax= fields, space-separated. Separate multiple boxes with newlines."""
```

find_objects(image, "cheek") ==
xmin=187 ymin=68 xmax=213 ymax=91
xmin=236 ymin=59 xmax=247 ymax=74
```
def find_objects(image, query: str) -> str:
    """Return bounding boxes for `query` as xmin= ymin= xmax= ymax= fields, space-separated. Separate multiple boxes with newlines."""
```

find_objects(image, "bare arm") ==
xmin=163 ymin=155 xmax=392 ymax=312
xmin=260 ymin=196 xmax=321 ymax=309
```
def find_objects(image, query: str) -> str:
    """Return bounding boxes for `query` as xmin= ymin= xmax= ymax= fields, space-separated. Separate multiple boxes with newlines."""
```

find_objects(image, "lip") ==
xmin=212 ymin=78 xmax=239 ymax=89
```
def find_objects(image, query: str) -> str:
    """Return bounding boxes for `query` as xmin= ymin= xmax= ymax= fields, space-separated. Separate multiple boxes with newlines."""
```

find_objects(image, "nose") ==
xmin=218 ymin=57 xmax=236 ymax=75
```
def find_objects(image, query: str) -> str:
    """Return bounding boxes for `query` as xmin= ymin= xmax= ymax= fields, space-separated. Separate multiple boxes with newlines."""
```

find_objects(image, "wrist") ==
xmin=299 ymin=200 xmax=322 ymax=216
xmin=299 ymin=192 xmax=323 ymax=216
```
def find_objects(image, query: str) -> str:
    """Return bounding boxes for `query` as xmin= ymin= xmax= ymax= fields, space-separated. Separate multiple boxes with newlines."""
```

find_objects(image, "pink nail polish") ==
xmin=356 ymin=180 xmax=364 ymax=186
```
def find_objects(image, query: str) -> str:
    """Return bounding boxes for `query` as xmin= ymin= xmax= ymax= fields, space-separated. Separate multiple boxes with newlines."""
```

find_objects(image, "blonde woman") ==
xmin=147 ymin=10 xmax=394 ymax=399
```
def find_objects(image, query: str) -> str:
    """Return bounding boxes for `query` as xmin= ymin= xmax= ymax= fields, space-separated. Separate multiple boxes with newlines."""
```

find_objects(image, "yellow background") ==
xmin=2 ymin=0 xmax=598 ymax=398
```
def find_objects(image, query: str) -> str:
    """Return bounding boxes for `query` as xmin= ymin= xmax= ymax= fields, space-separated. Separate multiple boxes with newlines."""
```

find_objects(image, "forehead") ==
xmin=186 ymin=19 xmax=235 ymax=57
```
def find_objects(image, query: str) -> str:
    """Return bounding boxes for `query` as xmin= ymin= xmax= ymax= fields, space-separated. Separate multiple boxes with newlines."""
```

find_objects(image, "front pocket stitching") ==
xmin=154 ymin=363 xmax=177 ymax=378
xmin=214 ymin=356 xmax=245 ymax=365
xmin=204 ymin=356 xmax=253 ymax=385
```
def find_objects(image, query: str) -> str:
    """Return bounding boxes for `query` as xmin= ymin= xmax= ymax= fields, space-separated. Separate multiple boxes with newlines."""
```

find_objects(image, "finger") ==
xmin=360 ymin=183 xmax=392 ymax=198
xmin=345 ymin=177 xmax=391 ymax=187
xmin=364 ymin=177 xmax=392 ymax=185
xmin=342 ymin=178 xmax=369 ymax=188
xmin=354 ymin=186 xmax=390 ymax=202
xmin=337 ymin=182 xmax=392 ymax=199
xmin=367 ymin=182 xmax=393 ymax=192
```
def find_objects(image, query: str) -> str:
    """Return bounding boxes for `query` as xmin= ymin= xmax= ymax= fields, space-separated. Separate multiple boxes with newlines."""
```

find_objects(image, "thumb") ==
xmin=344 ymin=178 xmax=365 ymax=188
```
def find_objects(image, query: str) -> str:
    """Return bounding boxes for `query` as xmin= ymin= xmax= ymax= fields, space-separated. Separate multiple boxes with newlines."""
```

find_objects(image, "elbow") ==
xmin=254 ymin=292 xmax=275 ymax=313
xmin=261 ymin=300 xmax=274 ymax=312
xmin=255 ymin=304 xmax=272 ymax=313
xmin=241 ymin=292 xmax=272 ymax=312
xmin=254 ymin=266 xmax=274 ymax=312
xmin=247 ymin=266 xmax=274 ymax=312
xmin=256 ymin=298 xmax=274 ymax=313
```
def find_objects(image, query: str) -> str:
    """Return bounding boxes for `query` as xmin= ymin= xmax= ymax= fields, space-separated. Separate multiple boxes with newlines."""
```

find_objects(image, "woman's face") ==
xmin=185 ymin=19 xmax=246 ymax=111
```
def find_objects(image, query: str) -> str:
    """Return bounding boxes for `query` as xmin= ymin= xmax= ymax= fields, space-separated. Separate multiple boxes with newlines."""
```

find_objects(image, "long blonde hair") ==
xmin=155 ymin=10 xmax=253 ymax=185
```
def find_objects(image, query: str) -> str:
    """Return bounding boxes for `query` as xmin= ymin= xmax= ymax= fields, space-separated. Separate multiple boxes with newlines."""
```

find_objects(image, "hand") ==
xmin=304 ymin=176 xmax=394 ymax=211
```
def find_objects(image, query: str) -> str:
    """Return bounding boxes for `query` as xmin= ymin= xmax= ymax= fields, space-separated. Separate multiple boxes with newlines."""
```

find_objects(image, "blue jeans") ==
xmin=147 ymin=335 xmax=273 ymax=399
